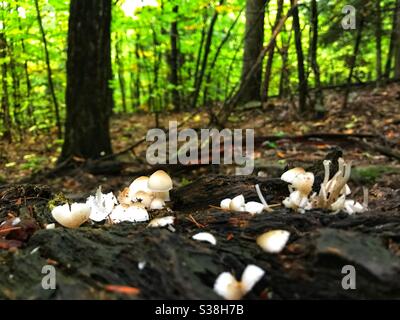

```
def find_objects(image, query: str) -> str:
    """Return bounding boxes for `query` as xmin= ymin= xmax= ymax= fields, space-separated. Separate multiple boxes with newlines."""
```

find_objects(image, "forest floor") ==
xmin=1 ymin=83 xmax=400 ymax=199
xmin=0 ymin=84 xmax=400 ymax=299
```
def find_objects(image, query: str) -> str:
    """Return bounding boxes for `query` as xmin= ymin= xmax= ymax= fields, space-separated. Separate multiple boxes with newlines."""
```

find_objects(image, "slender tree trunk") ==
xmin=132 ymin=34 xmax=141 ymax=109
xmin=34 ymin=0 xmax=62 ymax=138
xmin=60 ymin=0 xmax=113 ymax=161
xmin=394 ymin=0 xmax=400 ymax=79
xmin=278 ymin=45 xmax=290 ymax=98
xmin=291 ymin=0 xmax=309 ymax=115
xmin=0 ymin=32 xmax=11 ymax=142
xmin=343 ymin=17 xmax=365 ymax=109
xmin=8 ymin=42 xmax=22 ymax=138
xmin=115 ymin=34 xmax=127 ymax=113
xmin=384 ymin=0 xmax=400 ymax=79
xmin=310 ymin=0 xmax=323 ymax=114
xmin=239 ymin=0 xmax=266 ymax=103
xmin=203 ymin=6 xmax=243 ymax=106
xmin=191 ymin=0 xmax=224 ymax=109
xmin=375 ymin=0 xmax=382 ymax=86
xmin=262 ymin=0 xmax=283 ymax=102
xmin=169 ymin=5 xmax=180 ymax=112
xmin=193 ymin=12 xmax=207 ymax=99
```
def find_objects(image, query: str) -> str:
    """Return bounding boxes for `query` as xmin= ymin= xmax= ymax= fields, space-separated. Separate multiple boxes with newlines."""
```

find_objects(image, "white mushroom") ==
xmin=128 ymin=176 xmax=151 ymax=199
xmin=213 ymin=265 xmax=265 ymax=300
xmin=51 ymin=203 xmax=91 ymax=229
xmin=281 ymin=167 xmax=305 ymax=184
xmin=110 ymin=204 xmax=149 ymax=223
xmin=220 ymin=198 xmax=232 ymax=210
xmin=256 ymin=230 xmax=290 ymax=253
xmin=147 ymin=216 xmax=175 ymax=228
xmin=147 ymin=170 xmax=173 ymax=202
xmin=86 ymin=186 xmax=117 ymax=222
xmin=229 ymin=195 xmax=246 ymax=212
xmin=244 ymin=201 xmax=264 ymax=215
xmin=192 ymin=232 xmax=217 ymax=245
xmin=132 ymin=191 xmax=153 ymax=208
xmin=149 ymin=198 xmax=165 ymax=210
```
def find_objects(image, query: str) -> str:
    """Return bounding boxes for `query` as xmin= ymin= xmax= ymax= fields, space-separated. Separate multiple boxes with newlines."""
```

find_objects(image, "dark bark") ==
xmin=60 ymin=0 xmax=113 ymax=161
xmin=0 ymin=180 xmax=399 ymax=299
xmin=262 ymin=0 xmax=283 ymax=102
xmin=191 ymin=1 xmax=224 ymax=109
xmin=239 ymin=0 xmax=266 ymax=103
xmin=375 ymin=0 xmax=382 ymax=86
xmin=343 ymin=17 xmax=365 ymax=109
xmin=115 ymin=34 xmax=127 ymax=113
xmin=309 ymin=0 xmax=324 ymax=114
xmin=291 ymin=0 xmax=309 ymax=115
xmin=0 ymin=32 xmax=11 ymax=142
xmin=34 ymin=0 xmax=62 ymax=138
xmin=384 ymin=0 xmax=400 ymax=79
xmin=394 ymin=0 xmax=400 ymax=79
xmin=169 ymin=5 xmax=181 ymax=112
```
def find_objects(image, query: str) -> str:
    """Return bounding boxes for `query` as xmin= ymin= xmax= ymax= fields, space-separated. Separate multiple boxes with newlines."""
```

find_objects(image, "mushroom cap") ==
xmin=220 ymin=198 xmax=232 ymax=210
xmin=292 ymin=172 xmax=314 ymax=195
xmin=256 ymin=230 xmax=290 ymax=253
xmin=149 ymin=197 xmax=165 ymax=210
xmin=213 ymin=272 xmax=242 ymax=300
xmin=281 ymin=167 xmax=305 ymax=184
xmin=240 ymin=265 xmax=265 ymax=295
xmin=52 ymin=203 xmax=91 ymax=229
xmin=244 ymin=201 xmax=264 ymax=215
xmin=192 ymin=232 xmax=217 ymax=245
xmin=132 ymin=191 xmax=153 ymax=208
xmin=229 ymin=195 xmax=245 ymax=212
xmin=129 ymin=176 xmax=151 ymax=198
xmin=148 ymin=216 xmax=175 ymax=228
xmin=147 ymin=170 xmax=173 ymax=192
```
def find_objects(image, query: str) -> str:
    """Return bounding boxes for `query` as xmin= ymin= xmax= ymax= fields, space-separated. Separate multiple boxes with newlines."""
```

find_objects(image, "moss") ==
xmin=47 ymin=192 xmax=69 ymax=211
xmin=351 ymin=166 xmax=400 ymax=184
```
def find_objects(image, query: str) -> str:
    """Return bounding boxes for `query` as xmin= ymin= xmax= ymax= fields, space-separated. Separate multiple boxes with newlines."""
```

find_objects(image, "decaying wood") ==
xmin=0 ymin=176 xmax=399 ymax=299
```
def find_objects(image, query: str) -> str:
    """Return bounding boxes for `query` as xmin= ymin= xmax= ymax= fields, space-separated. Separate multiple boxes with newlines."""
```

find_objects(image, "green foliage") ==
xmin=0 ymin=0 xmax=396 ymax=139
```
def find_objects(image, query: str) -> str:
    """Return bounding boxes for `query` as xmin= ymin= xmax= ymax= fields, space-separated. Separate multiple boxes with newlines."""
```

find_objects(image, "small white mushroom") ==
xmin=147 ymin=170 xmax=173 ymax=202
xmin=213 ymin=265 xmax=265 ymax=300
xmin=110 ymin=204 xmax=149 ymax=223
xmin=244 ymin=201 xmax=264 ymax=215
xmin=86 ymin=186 xmax=117 ymax=222
xmin=149 ymin=198 xmax=165 ymax=210
xmin=256 ymin=230 xmax=290 ymax=253
xmin=220 ymin=198 xmax=232 ymax=210
xmin=45 ymin=223 xmax=55 ymax=230
xmin=292 ymin=172 xmax=314 ymax=196
xmin=128 ymin=176 xmax=151 ymax=199
xmin=281 ymin=167 xmax=305 ymax=184
xmin=147 ymin=216 xmax=175 ymax=228
xmin=229 ymin=195 xmax=246 ymax=212
xmin=132 ymin=191 xmax=154 ymax=208
xmin=51 ymin=203 xmax=91 ymax=229
xmin=192 ymin=232 xmax=217 ymax=245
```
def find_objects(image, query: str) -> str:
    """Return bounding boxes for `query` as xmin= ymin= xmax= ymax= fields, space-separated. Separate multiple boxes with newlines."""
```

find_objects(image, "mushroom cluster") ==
xmin=51 ymin=170 xmax=173 ymax=228
xmin=219 ymin=185 xmax=272 ymax=215
xmin=281 ymin=158 xmax=368 ymax=214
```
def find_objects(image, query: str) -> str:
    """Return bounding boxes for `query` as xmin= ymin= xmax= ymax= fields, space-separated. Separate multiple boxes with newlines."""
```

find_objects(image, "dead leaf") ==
xmin=104 ymin=285 xmax=140 ymax=296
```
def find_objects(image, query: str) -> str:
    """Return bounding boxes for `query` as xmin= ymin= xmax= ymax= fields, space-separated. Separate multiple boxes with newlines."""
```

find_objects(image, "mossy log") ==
xmin=0 ymin=178 xmax=399 ymax=300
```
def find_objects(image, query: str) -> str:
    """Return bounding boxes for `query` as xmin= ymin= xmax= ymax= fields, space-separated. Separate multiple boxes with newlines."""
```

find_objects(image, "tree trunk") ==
xmin=262 ymin=0 xmax=283 ymax=102
xmin=384 ymin=0 xmax=400 ymax=79
xmin=0 ymin=32 xmax=12 ymax=142
xmin=8 ymin=42 xmax=22 ymax=138
xmin=191 ymin=1 xmax=224 ymax=109
xmin=239 ymin=0 xmax=266 ymax=104
xmin=169 ymin=5 xmax=180 ymax=112
xmin=343 ymin=17 xmax=365 ymax=109
xmin=115 ymin=34 xmax=127 ymax=113
xmin=60 ymin=0 xmax=113 ymax=161
xmin=394 ymin=0 xmax=400 ymax=79
xmin=34 ymin=0 xmax=62 ymax=138
xmin=375 ymin=0 xmax=382 ymax=86
xmin=291 ymin=0 xmax=309 ymax=115
xmin=310 ymin=0 xmax=324 ymax=115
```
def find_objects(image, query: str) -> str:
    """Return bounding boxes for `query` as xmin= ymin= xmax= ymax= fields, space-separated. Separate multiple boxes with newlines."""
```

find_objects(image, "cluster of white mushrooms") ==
xmin=218 ymin=157 xmax=368 ymax=216
xmin=51 ymin=170 xmax=174 ymax=229
xmin=281 ymin=158 xmax=368 ymax=214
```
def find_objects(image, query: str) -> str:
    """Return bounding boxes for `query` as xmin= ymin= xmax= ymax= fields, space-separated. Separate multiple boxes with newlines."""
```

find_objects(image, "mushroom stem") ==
xmin=363 ymin=187 xmax=369 ymax=210
xmin=322 ymin=160 xmax=331 ymax=186
xmin=255 ymin=184 xmax=273 ymax=212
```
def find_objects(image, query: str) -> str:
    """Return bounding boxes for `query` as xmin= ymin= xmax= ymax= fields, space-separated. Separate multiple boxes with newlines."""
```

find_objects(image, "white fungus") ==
xmin=192 ymin=232 xmax=217 ymax=245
